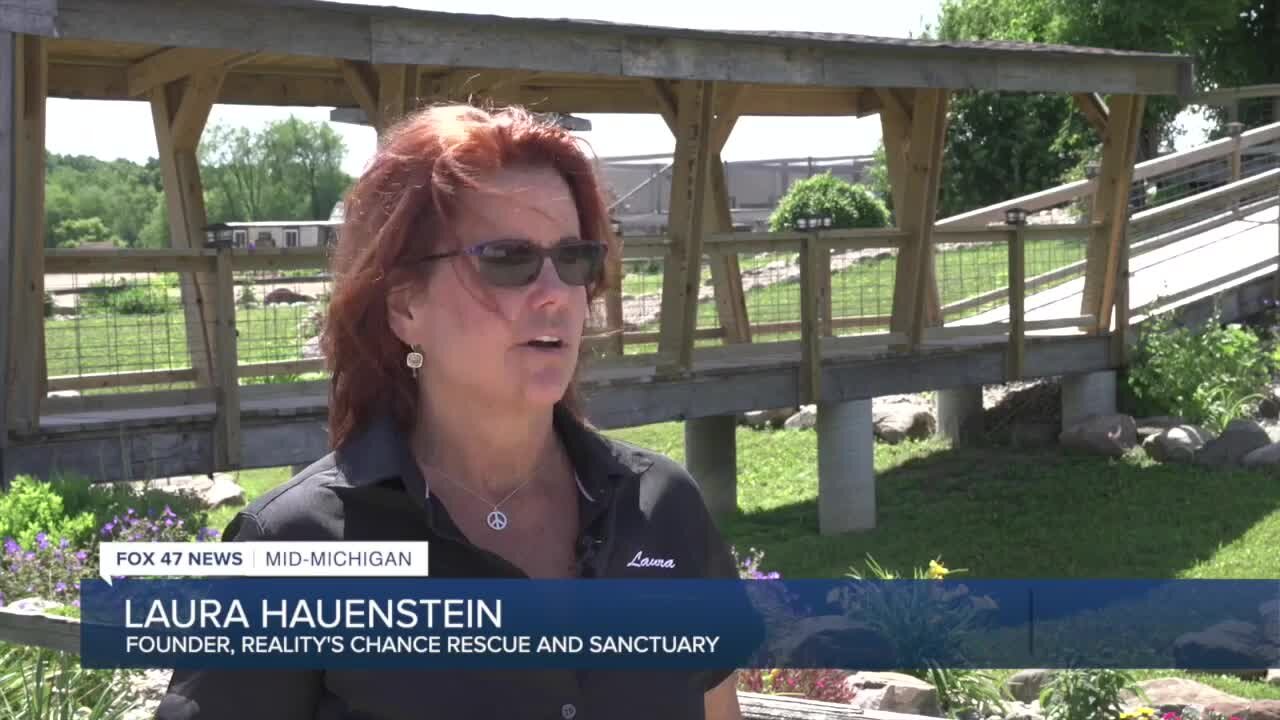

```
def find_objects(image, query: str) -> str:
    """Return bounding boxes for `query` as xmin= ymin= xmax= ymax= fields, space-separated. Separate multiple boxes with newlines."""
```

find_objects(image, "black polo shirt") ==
xmin=156 ymin=405 xmax=744 ymax=720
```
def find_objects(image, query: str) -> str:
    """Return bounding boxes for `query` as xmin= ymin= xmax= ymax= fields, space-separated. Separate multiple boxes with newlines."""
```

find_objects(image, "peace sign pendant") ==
xmin=486 ymin=509 xmax=509 ymax=531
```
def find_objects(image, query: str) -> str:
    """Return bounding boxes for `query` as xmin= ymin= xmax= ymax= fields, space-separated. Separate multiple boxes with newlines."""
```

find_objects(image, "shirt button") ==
xmin=561 ymin=703 xmax=577 ymax=719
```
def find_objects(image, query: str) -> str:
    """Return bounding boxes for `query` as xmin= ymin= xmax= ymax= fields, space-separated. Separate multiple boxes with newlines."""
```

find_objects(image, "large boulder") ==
xmin=264 ymin=287 xmax=314 ymax=304
xmin=784 ymin=405 xmax=817 ymax=431
xmin=741 ymin=408 xmax=795 ymax=430
xmin=1059 ymin=414 xmax=1138 ymax=458
xmin=119 ymin=473 xmax=244 ymax=510
xmin=1244 ymin=442 xmax=1280 ymax=468
xmin=1121 ymin=677 xmax=1280 ymax=720
xmin=845 ymin=671 xmax=942 ymax=717
xmin=1006 ymin=669 xmax=1059 ymax=704
xmin=1196 ymin=419 xmax=1271 ymax=468
xmin=1135 ymin=416 xmax=1191 ymax=442
xmin=1173 ymin=620 xmax=1279 ymax=674
xmin=873 ymin=404 xmax=936 ymax=444
xmin=1143 ymin=425 xmax=1212 ymax=464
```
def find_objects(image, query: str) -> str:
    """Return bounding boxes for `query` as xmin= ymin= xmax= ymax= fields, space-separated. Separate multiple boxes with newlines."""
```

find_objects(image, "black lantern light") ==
xmin=1004 ymin=207 xmax=1028 ymax=227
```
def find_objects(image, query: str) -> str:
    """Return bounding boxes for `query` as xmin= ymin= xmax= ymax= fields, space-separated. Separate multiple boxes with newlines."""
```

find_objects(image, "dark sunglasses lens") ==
xmin=552 ymin=243 xmax=604 ymax=286
xmin=475 ymin=242 xmax=541 ymax=287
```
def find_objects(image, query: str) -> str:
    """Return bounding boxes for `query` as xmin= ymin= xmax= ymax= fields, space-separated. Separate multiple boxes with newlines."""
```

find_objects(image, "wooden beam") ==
xmin=6 ymin=33 xmax=46 ymax=435
xmin=150 ymin=79 xmax=217 ymax=388
xmin=656 ymin=80 xmax=715 ymax=372
xmin=1080 ymin=93 xmax=1145 ymax=337
xmin=888 ymin=88 xmax=949 ymax=348
xmin=709 ymin=84 xmax=746 ymax=152
xmin=338 ymin=59 xmax=379 ymax=123
xmin=705 ymin=155 xmax=751 ymax=344
xmin=126 ymin=47 xmax=253 ymax=97
xmin=1073 ymin=92 xmax=1109 ymax=137
xmin=647 ymin=78 xmax=678 ymax=128
xmin=799 ymin=237 xmax=825 ymax=404
xmin=375 ymin=63 xmax=415 ymax=131
xmin=170 ymin=68 xmax=225 ymax=151
xmin=1007 ymin=224 xmax=1026 ymax=379
xmin=212 ymin=246 xmax=240 ymax=468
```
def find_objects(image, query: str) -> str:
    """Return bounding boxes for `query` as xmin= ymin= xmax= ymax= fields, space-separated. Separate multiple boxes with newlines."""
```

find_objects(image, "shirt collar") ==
xmin=334 ymin=403 xmax=650 ymax=534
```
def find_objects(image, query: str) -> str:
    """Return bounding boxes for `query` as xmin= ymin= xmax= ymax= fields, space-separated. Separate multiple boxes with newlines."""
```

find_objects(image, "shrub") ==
xmin=1126 ymin=307 xmax=1274 ymax=432
xmin=0 ymin=534 xmax=91 ymax=608
xmin=0 ymin=476 xmax=97 ymax=551
xmin=99 ymin=506 xmax=220 ymax=545
xmin=731 ymin=547 xmax=780 ymax=580
xmin=0 ymin=642 xmax=139 ymax=719
xmin=237 ymin=284 xmax=258 ymax=308
xmin=80 ymin=278 xmax=169 ymax=316
xmin=768 ymin=173 xmax=890 ymax=232
xmin=1039 ymin=669 xmax=1143 ymax=720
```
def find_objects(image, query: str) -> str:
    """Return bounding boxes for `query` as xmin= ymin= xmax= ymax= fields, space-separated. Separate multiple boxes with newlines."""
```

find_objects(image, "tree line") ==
xmin=45 ymin=116 xmax=352 ymax=249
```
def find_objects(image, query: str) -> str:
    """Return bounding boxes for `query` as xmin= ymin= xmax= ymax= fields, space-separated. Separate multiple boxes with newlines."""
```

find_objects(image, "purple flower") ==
xmin=101 ymin=522 xmax=115 ymax=537
xmin=3 ymin=538 xmax=19 ymax=555
xmin=54 ymin=582 xmax=67 ymax=593
xmin=126 ymin=508 xmax=136 ymax=516
xmin=71 ymin=599 xmax=80 ymax=608
xmin=59 ymin=537 xmax=69 ymax=549
xmin=74 ymin=550 xmax=87 ymax=562
xmin=35 ymin=532 xmax=48 ymax=550
xmin=163 ymin=519 xmax=174 ymax=528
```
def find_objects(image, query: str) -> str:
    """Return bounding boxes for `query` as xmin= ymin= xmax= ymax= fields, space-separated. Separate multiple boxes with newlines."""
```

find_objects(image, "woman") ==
xmin=157 ymin=104 xmax=744 ymax=719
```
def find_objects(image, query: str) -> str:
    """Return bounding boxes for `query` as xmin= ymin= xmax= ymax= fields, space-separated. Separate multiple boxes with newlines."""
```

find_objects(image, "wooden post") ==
xmin=799 ymin=233 xmax=825 ymax=404
xmin=1080 ymin=94 xmax=1145 ymax=339
xmin=604 ymin=240 xmax=624 ymax=356
xmin=212 ymin=242 xmax=240 ymax=468
xmin=656 ymin=80 xmax=715 ymax=372
xmin=0 ymin=33 xmax=14 ymax=486
xmin=1006 ymin=218 xmax=1026 ymax=380
xmin=887 ymin=89 xmax=949 ymax=349
xmin=5 ymin=34 xmax=46 ymax=436
xmin=376 ymin=64 xmax=416 ymax=132
xmin=150 ymin=70 xmax=224 ymax=389
xmin=1228 ymin=120 xmax=1245 ymax=214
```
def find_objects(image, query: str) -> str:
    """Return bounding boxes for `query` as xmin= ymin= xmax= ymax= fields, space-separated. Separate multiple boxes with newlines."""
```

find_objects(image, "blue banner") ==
xmin=79 ymin=578 xmax=1280 ymax=670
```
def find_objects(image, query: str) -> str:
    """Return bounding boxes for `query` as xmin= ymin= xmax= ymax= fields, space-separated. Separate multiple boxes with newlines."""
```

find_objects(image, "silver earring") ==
xmin=406 ymin=345 xmax=423 ymax=378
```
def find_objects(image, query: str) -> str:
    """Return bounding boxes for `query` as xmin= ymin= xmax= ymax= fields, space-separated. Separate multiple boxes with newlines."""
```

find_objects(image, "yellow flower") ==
xmin=928 ymin=559 xmax=951 ymax=580
xmin=1139 ymin=708 xmax=1156 ymax=716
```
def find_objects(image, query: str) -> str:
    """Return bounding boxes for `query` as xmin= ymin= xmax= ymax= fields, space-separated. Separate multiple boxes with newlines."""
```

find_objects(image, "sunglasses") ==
xmin=421 ymin=239 xmax=606 ymax=288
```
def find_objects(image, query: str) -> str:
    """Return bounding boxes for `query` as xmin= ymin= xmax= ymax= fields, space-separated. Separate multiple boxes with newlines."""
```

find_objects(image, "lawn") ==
xmin=203 ymin=421 xmax=1280 ymax=700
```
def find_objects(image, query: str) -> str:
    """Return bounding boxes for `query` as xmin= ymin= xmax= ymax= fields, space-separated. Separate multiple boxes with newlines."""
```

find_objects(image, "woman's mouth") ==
xmin=524 ymin=335 xmax=565 ymax=350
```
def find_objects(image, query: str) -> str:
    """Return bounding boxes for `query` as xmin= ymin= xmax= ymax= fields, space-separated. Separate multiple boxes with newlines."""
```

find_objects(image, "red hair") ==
xmin=320 ymin=104 xmax=615 ymax=449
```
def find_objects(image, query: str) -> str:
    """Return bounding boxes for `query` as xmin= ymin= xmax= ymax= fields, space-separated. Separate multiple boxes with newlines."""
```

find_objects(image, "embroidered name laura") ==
xmin=627 ymin=551 xmax=676 ymax=569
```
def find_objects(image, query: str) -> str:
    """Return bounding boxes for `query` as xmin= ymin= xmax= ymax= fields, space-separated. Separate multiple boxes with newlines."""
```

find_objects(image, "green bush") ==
xmin=80 ymin=278 xmax=169 ymax=316
xmin=768 ymin=173 xmax=890 ymax=232
xmin=0 ymin=476 xmax=96 ymax=550
xmin=1126 ymin=307 xmax=1275 ymax=432
xmin=0 ymin=474 xmax=211 ymax=550
xmin=1040 ymin=669 xmax=1144 ymax=720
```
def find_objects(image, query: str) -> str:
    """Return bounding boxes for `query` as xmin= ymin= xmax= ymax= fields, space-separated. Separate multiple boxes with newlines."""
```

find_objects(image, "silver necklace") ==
xmin=435 ymin=472 xmax=534 ymax=531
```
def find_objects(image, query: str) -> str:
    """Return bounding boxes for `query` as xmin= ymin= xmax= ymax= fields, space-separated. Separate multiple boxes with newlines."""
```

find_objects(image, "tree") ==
xmin=929 ymin=0 xmax=1247 ymax=216
xmin=50 ymin=217 xmax=120 ymax=249
xmin=768 ymin=173 xmax=889 ymax=231
xmin=200 ymin=117 xmax=353 ymax=223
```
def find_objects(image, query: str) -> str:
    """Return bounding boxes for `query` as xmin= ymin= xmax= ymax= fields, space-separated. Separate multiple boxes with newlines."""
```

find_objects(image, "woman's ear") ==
xmin=385 ymin=284 xmax=418 ymax=347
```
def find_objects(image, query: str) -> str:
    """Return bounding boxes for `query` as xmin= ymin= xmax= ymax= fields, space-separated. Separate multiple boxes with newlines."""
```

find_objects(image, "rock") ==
xmin=264 ymin=287 xmax=314 ymax=304
xmin=1059 ymin=414 xmax=1138 ymax=458
xmin=1135 ymin=416 xmax=1190 ymax=441
xmin=46 ymin=389 xmax=80 ymax=398
xmin=1006 ymin=669 xmax=1059 ymax=704
xmin=1002 ymin=701 xmax=1044 ymax=720
xmin=119 ymin=473 xmax=244 ymax=509
xmin=124 ymin=669 xmax=174 ymax=720
xmin=1173 ymin=620 xmax=1280 ymax=673
xmin=784 ymin=405 xmax=817 ymax=431
xmin=1244 ymin=442 xmax=1280 ymax=468
xmin=1267 ymin=669 xmax=1280 ymax=686
xmin=845 ymin=671 xmax=942 ymax=717
xmin=2 ymin=597 xmax=63 ymax=614
xmin=1121 ymin=677 xmax=1280 ymax=720
xmin=873 ymin=404 xmax=937 ymax=444
xmin=1196 ymin=419 xmax=1271 ymax=468
xmin=1259 ymin=389 xmax=1280 ymax=419
xmin=764 ymin=615 xmax=895 ymax=669
xmin=1143 ymin=425 xmax=1213 ymax=463
xmin=742 ymin=408 xmax=795 ymax=430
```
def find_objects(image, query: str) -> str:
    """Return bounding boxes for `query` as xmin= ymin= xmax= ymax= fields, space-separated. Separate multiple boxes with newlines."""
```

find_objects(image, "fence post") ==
xmin=1229 ymin=121 xmax=1245 ymax=214
xmin=1005 ymin=208 xmax=1027 ymax=380
xmin=209 ymin=238 xmax=241 ymax=470
xmin=605 ymin=220 xmax=624 ymax=356
xmin=798 ymin=221 xmax=826 ymax=406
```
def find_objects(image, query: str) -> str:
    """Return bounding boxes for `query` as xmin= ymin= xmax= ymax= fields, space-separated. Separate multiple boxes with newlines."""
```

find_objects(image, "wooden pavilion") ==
xmin=0 ymin=0 xmax=1194 ymax=533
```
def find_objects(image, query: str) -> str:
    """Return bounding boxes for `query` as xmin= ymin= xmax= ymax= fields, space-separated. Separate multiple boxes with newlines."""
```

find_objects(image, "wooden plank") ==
xmin=0 ymin=607 xmax=80 ymax=654
xmin=603 ymin=247 xmax=625 ymax=356
xmin=647 ymin=78 xmax=678 ymax=128
xmin=656 ymin=79 xmax=714 ymax=372
xmin=213 ymin=246 xmax=240 ymax=468
xmin=45 ymin=248 xmax=214 ymax=274
xmin=170 ymin=68 xmax=225 ymax=150
xmin=375 ymin=63 xmax=414 ymax=131
xmin=0 ymin=32 xmax=13 ymax=485
xmin=7 ymin=33 xmax=45 ymax=434
xmin=740 ymin=691 xmax=945 ymax=720
xmin=889 ymin=88 xmax=948 ymax=348
xmin=238 ymin=358 xmax=325 ymax=378
xmin=1073 ymin=92 xmax=1109 ymax=137
xmin=126 ymin=47 xmax=251 ymax=96
xmin=1007 ymin=225 xmax=1026 ymax=379
xmin=46 ymin=368 xmax=198 ymax=392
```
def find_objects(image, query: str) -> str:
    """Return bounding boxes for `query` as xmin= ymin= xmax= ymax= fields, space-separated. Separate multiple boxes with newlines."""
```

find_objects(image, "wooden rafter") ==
xmin=126 ymin=47 xmax=255 ymax=97
xmin=1073 ymin=92 xmax=1110 ymax=137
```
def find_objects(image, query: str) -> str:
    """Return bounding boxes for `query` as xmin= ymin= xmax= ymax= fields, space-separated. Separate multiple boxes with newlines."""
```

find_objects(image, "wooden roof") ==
xmin=9 ymin=0 xmax=1194 ymax=116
